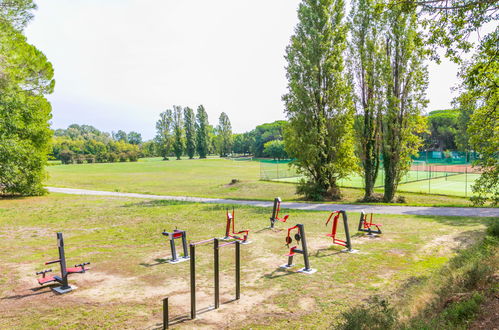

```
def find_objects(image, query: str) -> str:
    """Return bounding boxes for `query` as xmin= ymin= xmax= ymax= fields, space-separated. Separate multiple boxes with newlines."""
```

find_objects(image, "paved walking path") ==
xmin=47 ymin=187 xmax=499 ymax=218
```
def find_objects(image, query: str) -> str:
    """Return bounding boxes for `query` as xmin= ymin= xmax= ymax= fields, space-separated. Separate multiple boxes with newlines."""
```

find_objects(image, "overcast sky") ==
xmin=26 ymin=0 xmax=463 ymax=140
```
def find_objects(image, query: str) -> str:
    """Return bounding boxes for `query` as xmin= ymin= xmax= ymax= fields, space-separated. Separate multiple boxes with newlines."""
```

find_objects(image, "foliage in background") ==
xmin=0 ymin=0 xmax=54 ymax=195
xmin=172 ymin=105 xmax=185 ymax=160
xmin=283 ymin=0 xmax=357 ymax=200
xmin=456 ymin=30 xmax=498 ymax=206
xmin=263 ymin=140 xmax=287 ymax=160
xmin=251 ymin=121 xmax=287 ymax=157
xmin=216 ymin=112 xmax=232 ymax=157
xmin=195 ymin=105 xmax=210 ymax=158
xmin=183 ymin=106 xmax=196 ymax=159
xmin=155 ymin=109 xmax=173 ymax=160
xmin=425 ymin=110 xmax=459 ymax=151
xmin=52 ymin=124 xmax=141 ymax=164
xmin=381 ymin=4 xmax=428 ymax=202
xmin=349 ymin=0 xmax=385 ymax=201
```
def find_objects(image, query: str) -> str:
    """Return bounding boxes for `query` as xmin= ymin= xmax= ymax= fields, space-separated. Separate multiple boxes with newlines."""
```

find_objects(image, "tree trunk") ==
xmin=383 ymin=157 xmax=397 ymax=202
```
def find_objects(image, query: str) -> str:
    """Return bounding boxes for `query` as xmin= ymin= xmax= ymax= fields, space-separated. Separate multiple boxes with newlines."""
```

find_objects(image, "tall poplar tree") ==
xmin=195 ymin=105 xmax=209 ymax=158
xmin=183 ymin=107 xmax=196 ymax=159
xmin=217 ymin=112 xmax=232 ymax=157
xmin=381 ymin=5 xmax=428 ymax=202
xmin=349 ymin=0 xmax=385 ymax=201
xmin=172 ymin=105 xmax=184 ymax=160
xmin=155 ymin=110 xmax=173 ymax=160
xmin=283 ymin=0 xmax=357 ymax=200
xmin=0 ymin=0 xmax=55 ymax=196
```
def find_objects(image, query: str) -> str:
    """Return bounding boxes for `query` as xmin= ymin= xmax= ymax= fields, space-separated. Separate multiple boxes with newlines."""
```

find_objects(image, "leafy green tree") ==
xmin=380 ymin=5 xmax=428 ymax=202
xmin=183 ymin=107 xmax=196 ymax=159
xmin=233 ymin=132 xmax=255 ymax=155
xmin=251 ymin=121 xmax=287 ymax=157
xmin=217 ymin=112 xmax=232 ymax=157
xmin=155 ymin=110 xmax=173 ymax=160
xmin=172 ymin=105 xmax=184 ymax=160
xmin=0 ymin=1 xmax=54 ymax=195
xmin=195 ymin=105 xmax=210 ymax=158
xmin=349 ymin=0 xmax=385 ymax=201
xmin=426 ymin=110 xmax=459 ymax=150
xmin=283 ymin=0 xmax=357 ymax=200
xmin=263 ymin=140 xmax=288 ymax=160
xmin=127 ymin=131 xmax=142 ymax=145
xmin=113 ymin=130 xmax=127 ymax=142
xmin=455 ymin=31 xmax=498 ymax=206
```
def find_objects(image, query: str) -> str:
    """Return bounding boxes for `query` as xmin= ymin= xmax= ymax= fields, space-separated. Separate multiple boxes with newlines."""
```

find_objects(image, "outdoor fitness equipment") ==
xmin=280 ymin=224 xmax=316 ymax=274
xmin=358 ymin=211 xmax=382 ymax=236
xmin=191 ymin=238 xmax=241 ymax=319
xmin=325 ymin=210 xmax=355 ymax=252
xmin=269 ymin=197 xmax=289 ymax=229
xmin=223 ymin=208 xmax=250 ymax=244
xmin=161 ymin=229 xmax=189 ymax=263
xmin=35 ymin=232 xmax=90 ymax=294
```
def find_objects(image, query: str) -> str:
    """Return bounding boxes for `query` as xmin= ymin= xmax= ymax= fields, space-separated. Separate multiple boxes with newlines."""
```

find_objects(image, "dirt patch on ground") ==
xmin=419 ymin=230 xmax=482 ymax=256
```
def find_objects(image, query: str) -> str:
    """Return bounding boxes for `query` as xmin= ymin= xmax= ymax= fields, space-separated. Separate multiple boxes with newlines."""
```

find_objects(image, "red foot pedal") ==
xmin=38 ymin=276 xmax=56 ymax=285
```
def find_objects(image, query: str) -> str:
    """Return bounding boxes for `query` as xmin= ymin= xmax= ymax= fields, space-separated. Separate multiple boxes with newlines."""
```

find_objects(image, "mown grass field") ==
xmin=0 ymin=193 xmax=495 ymax=328
xmin=45 ymin=157 xmax=475 ymax=207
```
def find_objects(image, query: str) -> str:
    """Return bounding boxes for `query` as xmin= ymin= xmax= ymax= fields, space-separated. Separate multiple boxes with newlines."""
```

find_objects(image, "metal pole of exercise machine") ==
xmin=340 ymin=211 xmax=353 ymax=251
xmin=189 ymin=243 xmax=196 ymax=320
xmin=270 ymin=198 xmax=279 ymax=228
xmin=235 ymin=240 xmax=240 ymax=300
xmin=162 ymin=297 xmax=169 ymax=329
xmin=297 ymin=224 xmax=311 ymax=271
xmin=57 ymin=232 xmax=70 ymax=290
xmin=214 ymin=238 xmax=220 ymax=309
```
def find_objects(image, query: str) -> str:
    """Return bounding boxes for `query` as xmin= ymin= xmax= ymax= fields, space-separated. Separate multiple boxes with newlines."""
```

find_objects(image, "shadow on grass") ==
xmin=263 ymin=268 xmax=300 ymax=279
xmin=152 ymin=300 xmax=240 ymax=329
xmin=139 ymin=258 xmax=169 ymax=267
xmin=1 ymin=286 xmax=54 ymax=300
xmin=416 ymin=215 xmax=497 ymax=227
xmin=314 ymin=246 xmax=344 ymax=258
xmin=122 ymin=200 xmax=192 ymax=208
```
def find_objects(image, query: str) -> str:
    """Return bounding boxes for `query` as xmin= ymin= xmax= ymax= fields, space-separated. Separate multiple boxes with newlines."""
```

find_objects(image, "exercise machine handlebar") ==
xmin=36 ymin=269 xmax=52 ymax=276
xmin=45 ymin=259 xmax=62 ymax=265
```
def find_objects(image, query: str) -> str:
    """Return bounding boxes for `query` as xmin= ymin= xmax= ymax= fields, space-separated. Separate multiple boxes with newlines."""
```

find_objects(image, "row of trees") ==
xmin=155 ymin=105 xmax=233 ymax=159
xmin=283 ymin=0 xmax=497 ymax=204
xmin=52 ymin=124 xmax=140 ymax=164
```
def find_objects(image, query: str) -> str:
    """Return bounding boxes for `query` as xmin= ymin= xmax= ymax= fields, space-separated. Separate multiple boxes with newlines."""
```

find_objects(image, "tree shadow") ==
xmin=314 ymin=247 xmax=344 ymax=258
xmin=414 ymin=214 xmax=497 ymax=227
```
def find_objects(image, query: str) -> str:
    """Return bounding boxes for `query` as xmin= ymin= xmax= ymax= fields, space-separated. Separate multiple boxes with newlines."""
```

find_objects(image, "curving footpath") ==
xmin=47 ymin=187 xmax=499 ymax=218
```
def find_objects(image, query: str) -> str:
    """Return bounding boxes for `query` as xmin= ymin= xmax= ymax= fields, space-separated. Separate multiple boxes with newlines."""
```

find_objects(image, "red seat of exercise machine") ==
xmin=326 ymin=234 xmax=334 ymax=237
xmin=38 ymin=276 xmax=57 ymax=285
xmin=285 ymin=247 xmax=297 ymax=257
xmin=66 ymin=267 xmax=85 ymax=274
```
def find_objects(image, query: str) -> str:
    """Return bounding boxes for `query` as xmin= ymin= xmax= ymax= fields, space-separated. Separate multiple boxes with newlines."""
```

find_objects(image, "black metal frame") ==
xmin=269 ymin=197 xmax=288 ymax=229
xmin=162 ymin=229 xmax=189 ymax=263
xmin=189 ymin=238 xmax=241 ymax=320
xmin=358 ymin=211 xmax=382 ymax=235
xmin=281 ymin=224 xmax=316 ymax=274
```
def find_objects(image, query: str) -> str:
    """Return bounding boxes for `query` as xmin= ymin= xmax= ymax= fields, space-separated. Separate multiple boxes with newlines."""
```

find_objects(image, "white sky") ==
xmin=26 ymin=0 xmax=463 ymax=140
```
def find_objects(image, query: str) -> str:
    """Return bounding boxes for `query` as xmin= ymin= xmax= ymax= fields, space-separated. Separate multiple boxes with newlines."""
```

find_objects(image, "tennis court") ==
xmin=262 ymin=160 xmax=481 ymax=197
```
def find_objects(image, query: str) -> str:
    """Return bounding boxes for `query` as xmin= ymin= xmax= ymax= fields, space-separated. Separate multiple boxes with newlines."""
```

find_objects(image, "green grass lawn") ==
xmin=0 ymin=194 xmax=493 ymax=328
xmin=45 ymin=157 xmax=475 ymax=207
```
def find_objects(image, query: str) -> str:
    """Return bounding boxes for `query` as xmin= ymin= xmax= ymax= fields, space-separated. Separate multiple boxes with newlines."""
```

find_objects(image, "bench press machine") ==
xmin=280 ymin=224 xmax=316 ymax=274
xmin=162 ymin=229 xmax=190 ymax=263
xmin=358 ymin=211 xmax=382 ymax=236
xmin=269 ymin=197 xmax=289 ymax=229
xmin=35 ymin=232 xmax=89 ymax=294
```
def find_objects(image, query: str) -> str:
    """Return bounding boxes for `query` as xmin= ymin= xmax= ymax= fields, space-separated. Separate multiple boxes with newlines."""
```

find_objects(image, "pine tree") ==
xmin=172 ymin=105 xmax=184 ymax=160
xmin=195 ymin=105 xmax=210 ymax=158
xmin=283 ymin=0 xmax=357 ymax=200
xmin=183 ymin=107 xmax=196 ymax=159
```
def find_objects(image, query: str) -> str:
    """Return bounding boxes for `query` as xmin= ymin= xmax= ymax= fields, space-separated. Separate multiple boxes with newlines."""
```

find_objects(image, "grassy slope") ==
xmin=0 ymin=194 xmax=491 ymax=328
xmin=45 ymin=158 xmax=474 ymax=207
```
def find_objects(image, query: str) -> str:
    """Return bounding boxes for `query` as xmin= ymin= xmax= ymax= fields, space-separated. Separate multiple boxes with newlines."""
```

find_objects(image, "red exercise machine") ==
xmin=223 ymin=208 xmax=250 ymax=244
xmin=358 ymin=211 xmax=382 ymax=236
xmin=162 ymin=229 xmax=190 ymax=263
xmin=280 ymin=224 xmax=316 ymax=274
xmin=325 ymin=210 xmax=355 ymax=252
xmin=269 ymin=197 xmax=289 ymax=229
xmin=35 ymin=232 xmax=89 ymax=294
